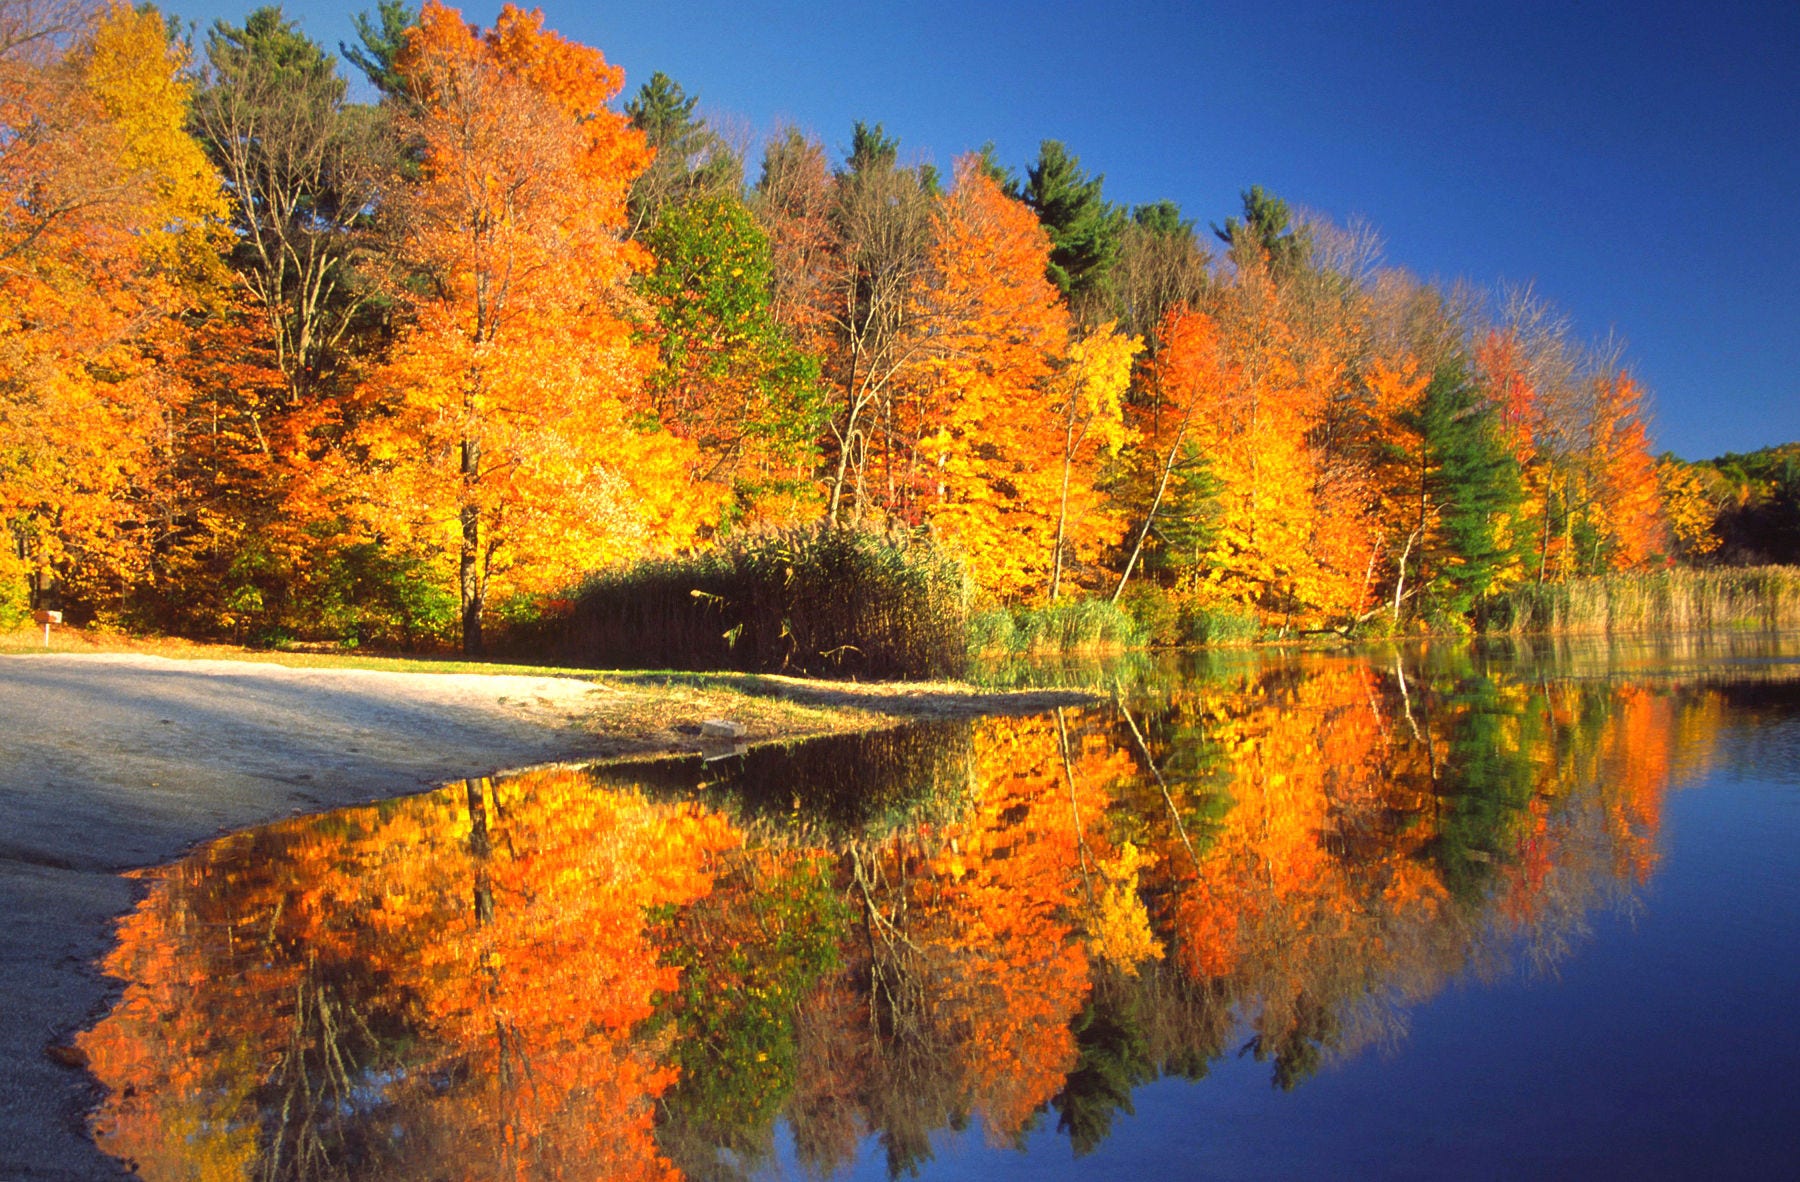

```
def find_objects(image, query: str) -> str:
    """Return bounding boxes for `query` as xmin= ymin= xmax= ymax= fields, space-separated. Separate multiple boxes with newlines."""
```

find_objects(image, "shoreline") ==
xmin=0 ymin=649 xmax=1095 ymax=1180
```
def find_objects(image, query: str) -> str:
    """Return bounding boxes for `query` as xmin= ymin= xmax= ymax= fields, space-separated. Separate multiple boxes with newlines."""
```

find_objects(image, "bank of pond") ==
xmin=74 ymin=639 xmax=1800 ymax=1179
xmin=506 ymin=533 xmax=1800 ymax=680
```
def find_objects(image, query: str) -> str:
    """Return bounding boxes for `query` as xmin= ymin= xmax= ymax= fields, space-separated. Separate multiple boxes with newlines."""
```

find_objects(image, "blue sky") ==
xmin=174 ymin=0 xmax=1800 ymax=460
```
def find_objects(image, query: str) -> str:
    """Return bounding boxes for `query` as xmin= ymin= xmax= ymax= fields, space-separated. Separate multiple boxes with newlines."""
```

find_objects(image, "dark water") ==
xmin=78 ymin=639 xmax=1800 ymax=1179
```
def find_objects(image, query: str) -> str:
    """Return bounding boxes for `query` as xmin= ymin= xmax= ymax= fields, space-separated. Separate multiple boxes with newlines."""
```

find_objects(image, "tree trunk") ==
xmin=1392 ymin=524 xmax=1422 ymax=624
xmin=826 ymin=350 xmax=864 ymax=527
xmin=1051 ymin=433 xmax=1075 ymax=602
xmin=1112 ymin=412 xmax=1193 ymax=605
xmin=460 ymin=437 xmax=483 ymax=656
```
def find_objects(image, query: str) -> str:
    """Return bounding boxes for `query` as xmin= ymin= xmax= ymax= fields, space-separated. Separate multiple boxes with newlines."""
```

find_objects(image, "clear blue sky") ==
xmin=174 ymin=0 xmax=1800 ymax=461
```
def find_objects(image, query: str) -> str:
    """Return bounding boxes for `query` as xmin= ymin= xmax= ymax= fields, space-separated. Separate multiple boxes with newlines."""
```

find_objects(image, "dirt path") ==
xmin=0 ymin=651 xmax=1092 ymax=1179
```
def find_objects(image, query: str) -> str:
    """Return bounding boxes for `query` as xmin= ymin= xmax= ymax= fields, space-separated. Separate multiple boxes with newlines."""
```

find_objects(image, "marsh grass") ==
xmin=514 ymin=527 xmax=972 ymax=680
xmin=1482 ymin=566 xmax=1800 ymax=637
xmin=1180 ymin=604 xmax=1261 ymax=646
xmin=969 ymin=598 xmax=1141 ymax=656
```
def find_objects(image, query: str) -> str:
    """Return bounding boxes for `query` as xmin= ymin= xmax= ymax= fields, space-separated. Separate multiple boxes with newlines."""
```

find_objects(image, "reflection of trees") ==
xmin=813 ymin=715 xmax=1124 ymax=1175
xmin=652 ymin=847 xmax=845 ymax=1181
xmin=80 ymin=768 xmax=736 ymax=1181
xmin=597 ymin=720 xmax=978 ymax=837
xmin=79 ymin=659 xmax=1747 ymax=1178
xmin=1133 ymin=658 xmax=1728 ymax=1095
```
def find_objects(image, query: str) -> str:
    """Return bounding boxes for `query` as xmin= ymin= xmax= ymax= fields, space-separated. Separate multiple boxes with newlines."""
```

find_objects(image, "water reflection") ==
xmin=78 ymin=651 xmax=1793 ymax=1179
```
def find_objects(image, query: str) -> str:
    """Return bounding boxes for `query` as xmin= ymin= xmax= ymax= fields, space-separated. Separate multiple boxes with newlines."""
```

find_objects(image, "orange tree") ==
xmin=349 ymin=2 xmax=718 ymax=654
xmin=908 ymin=160 xmax=1133 ymax=602
xmin=0 ymin=1 xmax=225 ymax=619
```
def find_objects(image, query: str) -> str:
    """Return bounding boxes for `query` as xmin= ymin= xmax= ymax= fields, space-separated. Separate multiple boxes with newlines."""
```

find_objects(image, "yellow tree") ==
xmin=1655 ymin=456 xmax=1722 ymax=563
xmin=356 ymin=2 xmax=718 ymax=653
xmin=912 ymin=159 xmax=1126 ymax=602
xmin=1049 ymin=323 xmax=1138 ymax=599
xmin=0 ymin=1 xmax=224 ymax=616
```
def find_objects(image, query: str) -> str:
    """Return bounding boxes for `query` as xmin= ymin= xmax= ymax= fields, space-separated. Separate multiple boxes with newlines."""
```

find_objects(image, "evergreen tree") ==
xmin=845 ymin=120 xmax=900 ymax=175
xmin=1021 ymin=139 xmax=1125 ymax=318
xmin=1051 ymin=994 xmax=1154 ymax=1157
xmin=196 ymin=6 xmax=390 ymax=401
xmin=1408 ymin=360 xmax=1524 ymax=615
xmin=1214 ymin=185 xmax=1309 ymax=277
xmin=625 ymin=71 xmax=740 ymax=236
xmin=341 ymin=1 xmax=416 ymax=99
xmin=1434 ymin=670 xmax=1539 ymax=902
xmin=972 ymin=140 xmax=1017 ymax=190
xmin=1148 ymin=440 xmax=1225 ymax=575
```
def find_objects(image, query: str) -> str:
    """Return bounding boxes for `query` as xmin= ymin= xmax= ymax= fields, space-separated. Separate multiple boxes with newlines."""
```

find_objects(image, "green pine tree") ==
xmin=1213 ymin=185 xmax=1309 ymax=277
xmin=845 ymin=120 xmax=901 ymax=175
xmin=340 ymin=1 xmax=415 ymax=99
xmin=1408 ymin=360 xmax=1525 ymax=617
xmin=1020 ymin=140 xmax=1125 ymax=318
xmin=625 ymin=71 xmax=742 ymax=235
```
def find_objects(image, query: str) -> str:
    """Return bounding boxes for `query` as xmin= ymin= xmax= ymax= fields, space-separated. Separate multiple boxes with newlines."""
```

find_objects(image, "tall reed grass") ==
xmin=968 ymin=598 xmax=1141 ymax=656
xmin=511 ymin=527 xmax=971 ymax=680
xmin=1480 ymin=566 xmax=1800 ymax=637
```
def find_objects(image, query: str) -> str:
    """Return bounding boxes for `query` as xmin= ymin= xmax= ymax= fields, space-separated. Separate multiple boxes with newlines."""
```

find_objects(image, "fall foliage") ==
xmin=0 ymin=0 xmax=1742 ymax=650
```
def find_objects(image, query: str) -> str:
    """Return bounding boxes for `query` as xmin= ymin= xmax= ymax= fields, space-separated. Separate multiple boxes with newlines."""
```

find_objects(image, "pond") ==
xmin=77 ymin=637 xmax=1800 ymax=1179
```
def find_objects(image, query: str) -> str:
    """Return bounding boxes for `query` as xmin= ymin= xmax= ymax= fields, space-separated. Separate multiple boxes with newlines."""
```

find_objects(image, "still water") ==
xmin=78 ymin=639 xmax=1800 ymax=1179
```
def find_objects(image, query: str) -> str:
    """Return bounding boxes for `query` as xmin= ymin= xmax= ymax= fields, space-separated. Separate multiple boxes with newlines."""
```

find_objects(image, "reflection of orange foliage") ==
xmin=1495 ymin=794 xmax=1555 ymax=929
xmin=1594 ymin=687 xmax=1671 ymax=885
xmin=911 ymin=716 xmax=1110 ymax=1139
xmin=1145 ymin=662 xmax=1719 ymax=1074
xmin=79 ymin=767 xmax=739 ymax=1181
xmin=1161 ymin=666 xmax=1430 ymax=987
xmin=390 ymin=774 xmax=736 ymax=1178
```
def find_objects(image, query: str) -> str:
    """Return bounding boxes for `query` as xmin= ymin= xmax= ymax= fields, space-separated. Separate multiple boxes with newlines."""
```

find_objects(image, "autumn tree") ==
xmin=1162 ymin=259 xmax=1337 ymax=627
xmin=750 ymin=127 xmax=836 ymax=347
xmin=1049 ymin=325 xmax=1139 ymax=598
xmin=910 ymin=159 xmax=1073 ymax=600
xmin=354 ymin=1 xmax=715 ymax=654
xmin=1580 ymin=370 xmax=1666 ymax=570
xmin=636 ymin=193 xmax=827 ymax=525
xmin=0 ymin=0 xmax=225 ymax=617
xmin=1654 ymin=457 xmax=1722 ymax=563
